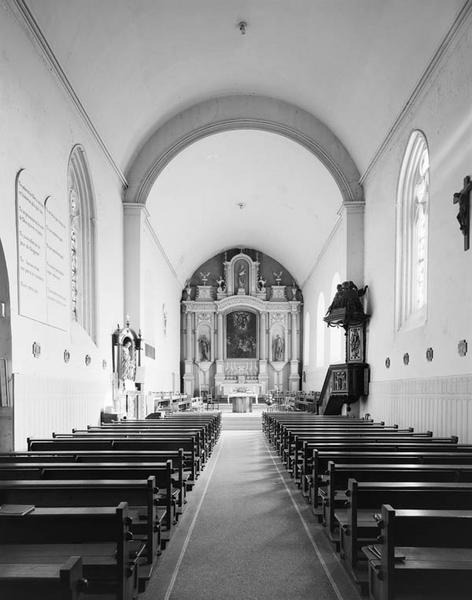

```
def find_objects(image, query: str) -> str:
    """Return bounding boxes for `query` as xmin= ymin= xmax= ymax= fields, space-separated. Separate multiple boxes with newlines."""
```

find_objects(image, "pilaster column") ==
xmin=217 ymin=312 xmax=224 ymax=359
xmin=194 ymin=314 xmax=198 ymax=361
xmin=186 ymin=311 xmax=193 ymax=360
xmin=338 ymin=200 xmax=365 ymax=284
xmin=291 ymin=311 xmax=298 ymax=360
xmin=123 ymin=203 xmax=149 ymax=329
xmin=260 ymin=312 xmax=267 ymax=359
xmin=211 ymin=313 xmax=216 ymax=362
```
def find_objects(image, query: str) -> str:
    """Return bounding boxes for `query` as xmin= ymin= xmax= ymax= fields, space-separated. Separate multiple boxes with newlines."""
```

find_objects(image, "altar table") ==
xmin=230 ymin=394 xmax=254 ymax=413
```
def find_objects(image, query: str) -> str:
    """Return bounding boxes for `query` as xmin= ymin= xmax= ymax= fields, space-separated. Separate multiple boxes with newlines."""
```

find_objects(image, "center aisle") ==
xmin=143 ymin=427 xmax=361 ymax=600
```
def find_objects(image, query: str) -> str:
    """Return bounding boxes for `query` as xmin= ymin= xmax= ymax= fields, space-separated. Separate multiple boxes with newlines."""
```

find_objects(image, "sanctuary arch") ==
xmin=125 ymin=95 xmax=363 ymax=206
xmin=123 ymin=95 xmax=364 ymax=338
xmin=122 ymin=95 xmax=366 ymax=360
xmin=181 ymin=249 xmax=302 ymax=398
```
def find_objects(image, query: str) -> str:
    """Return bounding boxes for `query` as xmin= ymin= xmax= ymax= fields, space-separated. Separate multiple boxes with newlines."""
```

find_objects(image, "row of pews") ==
xmin=0 ymin=411 xmax=221 ymax=599
xmin=262 ymin=412 xmax=472 ymax=600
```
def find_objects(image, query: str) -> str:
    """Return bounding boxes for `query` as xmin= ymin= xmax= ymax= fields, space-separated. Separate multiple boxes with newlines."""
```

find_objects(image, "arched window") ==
xmin=316 ymin=293 xmax=325 ymax=367
xmin=395 ymin=131 xmax=430 ymax=330
xmin=303 ymin=311 xmax=310 ymax=367
xmin=68 ymin=145 xmax=96 ymax=341
xmin=329 ymin=273 xmax=344 ymax=362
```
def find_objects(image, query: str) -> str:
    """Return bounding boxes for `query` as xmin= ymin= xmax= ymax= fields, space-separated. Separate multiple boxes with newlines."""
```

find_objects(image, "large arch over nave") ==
xmin=124 ymin=95 xmax=364 ymax=207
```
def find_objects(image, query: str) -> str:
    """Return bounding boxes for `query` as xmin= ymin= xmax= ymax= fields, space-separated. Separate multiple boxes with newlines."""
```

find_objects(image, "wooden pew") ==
xmin=0 ymin=502 xmax=138 ymax=600
xmin=323 ymin=462 xmax=472 ymax=539
xmin=262 ymin=413 xmax=381 ymax=440
xmin=337 ymin=480 xmax=472 ymax=591
xmin=0 ymin=448 xmax=191 ymax=508
xmin=308 ymin=449 xmax=472 ymax=505
xmin=275 ymin=423 xmax=410 ymax=456
xmin=305 ymin=442 xmax=472 ymax=507
xmin=0 ymin=555 xmax=87 ymax=600
xmin=98 ymin=415 xmax=221 ymax=446
xmin=0 ymin=477 xmax=160 ymax=565
xmin=80 ymin=424 xmax=215 ymax=455
xmin=294 ymin=437 xmax=463 ymax=485
xmin=27 ymin=437 xmax=200 ymax=482
xmin=267 ymin=418 xmax=388 ymax=446
xmin=363 ymin=505 xmax=472 ymax=600
xmin=54 ymin=430 xmax=208 ymax=466
xmin=288 ymin=433 xmax=456 ymax=481
xmin=0 ymin=461 xmax=176 ymax=537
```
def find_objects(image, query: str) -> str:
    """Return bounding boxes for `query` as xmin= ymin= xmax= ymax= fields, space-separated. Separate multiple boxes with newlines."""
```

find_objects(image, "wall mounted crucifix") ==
xmin=453 ymin=175 xmax=472 ymax=250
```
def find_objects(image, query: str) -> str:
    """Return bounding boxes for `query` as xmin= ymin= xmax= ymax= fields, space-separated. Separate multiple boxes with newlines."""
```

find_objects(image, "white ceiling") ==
xmin=26 ymin=0 xmax=465 ymax=284
xmin=147 ymin=129 xmax=342 ymax=284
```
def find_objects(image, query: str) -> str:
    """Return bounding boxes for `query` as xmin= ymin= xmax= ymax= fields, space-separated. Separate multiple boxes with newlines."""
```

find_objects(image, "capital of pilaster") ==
xmin=337 ymin=200 xmax=365 ymax=217
xmin=123 ymin=202 xmax=150 ymax=218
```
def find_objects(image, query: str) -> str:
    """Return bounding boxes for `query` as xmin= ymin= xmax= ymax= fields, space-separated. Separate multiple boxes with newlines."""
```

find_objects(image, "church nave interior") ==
xmin=1 ymin=1 xmax=472 ymax=598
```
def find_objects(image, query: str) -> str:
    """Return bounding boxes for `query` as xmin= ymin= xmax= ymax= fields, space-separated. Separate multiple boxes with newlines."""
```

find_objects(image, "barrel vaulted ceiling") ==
xmin=21 ymin=0 xmax=467 ymax=283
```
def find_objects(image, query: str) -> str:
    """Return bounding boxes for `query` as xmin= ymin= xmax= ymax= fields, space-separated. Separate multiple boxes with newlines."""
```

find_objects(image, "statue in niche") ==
xmin=199 ymin=334 xmax=210 ymax=362
xmin=237 ymin=264 xmax=247 ymax=289
xmin=185 ymin=282 xmax=192 ymax=300
xmin=216 ymin=276 xmax=226 ymax=292
xmin=258 ymin=275 xmax=266 ymax=292
xmin=272 ymin=334 xmax=285 ymax=362
xmin=120 ymin=338 xmax=136 ymax=384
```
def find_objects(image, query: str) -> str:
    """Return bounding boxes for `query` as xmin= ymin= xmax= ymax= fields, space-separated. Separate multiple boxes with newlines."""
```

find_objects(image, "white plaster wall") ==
xmin=0 ymin=3 xmax=124 ymax=447
xmin=301 ymin=219 xmax=346 ymax=391
xmin=140 ymin=221 xmax=181 ymax=392
xmin=362 ymin=20 xmax=472 ymax=441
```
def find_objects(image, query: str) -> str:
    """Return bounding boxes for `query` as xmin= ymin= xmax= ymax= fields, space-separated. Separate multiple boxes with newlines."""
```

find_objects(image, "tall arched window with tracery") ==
xmin=68 ymin=145 xmax=97 ymax=341
xmin=316 ymin=293 xmax=325 ymax=367
xmin=395 ymin=130 xmax=430 ymax=330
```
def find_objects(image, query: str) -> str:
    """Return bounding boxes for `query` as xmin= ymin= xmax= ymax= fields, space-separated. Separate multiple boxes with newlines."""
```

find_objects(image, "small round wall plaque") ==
xmin=64 ymin=350 xmax=70 ymax=363
xmin=385 ymin=357 xmax=391 ymax=368
xmin=85 ymin=354 xmax=91 ymax=366
xmin=426 ymin=347 xmax=433 ymax=362
xmin=458 ymin=339 xmax=468 ymax=357
xmin=32 ymin=342 xmax=41 ymax=358
xmin=403 ymin=352 xmax=409 ymax=366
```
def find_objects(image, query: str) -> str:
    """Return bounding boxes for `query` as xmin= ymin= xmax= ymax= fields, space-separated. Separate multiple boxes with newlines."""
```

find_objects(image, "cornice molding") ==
xmin=359 ymin=0 xmax=472 ymax=185
xmin=182 ymin=295 xmax=300 ymax=313
xmin=11 ymin=0 xmax=128 ymax=188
